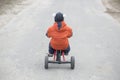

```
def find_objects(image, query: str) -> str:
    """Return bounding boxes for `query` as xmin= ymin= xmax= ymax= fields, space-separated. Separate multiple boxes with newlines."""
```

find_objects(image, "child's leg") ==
xmin=64 ymin=45 xmax=70 ymax=55
xmin=49 ymin=43 xmax=55 ymax=54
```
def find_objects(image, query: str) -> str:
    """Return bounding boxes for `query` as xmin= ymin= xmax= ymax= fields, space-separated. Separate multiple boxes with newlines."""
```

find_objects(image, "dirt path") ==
xmin=102 ymin=0 xmax=120 ymax=23
xmin=0 ymin=0 xmax=120 ymax=80
xmin=0 ymin=0 xmax=35 ymax=29
xmin=1 ymin=0 xmax=120 ymax=29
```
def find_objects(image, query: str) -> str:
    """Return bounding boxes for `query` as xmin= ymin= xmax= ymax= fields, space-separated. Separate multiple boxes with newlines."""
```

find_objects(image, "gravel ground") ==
xmin=102 ymin=0 xmax=120 ymax=23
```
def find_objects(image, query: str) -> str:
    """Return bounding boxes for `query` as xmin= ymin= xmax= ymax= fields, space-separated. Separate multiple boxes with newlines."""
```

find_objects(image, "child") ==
xmin=46 ymin=12 xmax=73 ymax=57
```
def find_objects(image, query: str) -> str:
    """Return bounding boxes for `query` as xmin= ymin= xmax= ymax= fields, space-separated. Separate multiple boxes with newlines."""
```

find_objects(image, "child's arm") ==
xmin=46 ymin=27 xmax=51 ymax=38
xmin=67 ymin=27 xmax=73 ymax=38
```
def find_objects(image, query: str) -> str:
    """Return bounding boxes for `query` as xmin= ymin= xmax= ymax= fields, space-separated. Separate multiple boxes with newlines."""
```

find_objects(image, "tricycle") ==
xmin=44 ymin=50 xmax=75 ymax=69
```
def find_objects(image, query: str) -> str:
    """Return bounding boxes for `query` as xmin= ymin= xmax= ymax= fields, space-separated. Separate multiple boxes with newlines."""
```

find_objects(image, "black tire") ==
xmin=71 ymin=56 xmax=75 ymax=69
xmin=44 ymin=56 xmax=48 ymax=69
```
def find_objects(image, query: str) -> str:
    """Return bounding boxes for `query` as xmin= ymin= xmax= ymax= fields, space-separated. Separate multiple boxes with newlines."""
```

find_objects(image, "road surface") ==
xmin=0 ymin=0 xmax=120 ymax=80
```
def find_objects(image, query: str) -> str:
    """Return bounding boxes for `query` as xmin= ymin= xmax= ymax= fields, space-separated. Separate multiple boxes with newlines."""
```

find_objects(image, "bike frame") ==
xmin=53 ymin=50 xmax=65 ymax=62
xmin=48 ymin=50 xmax=71 ymax=64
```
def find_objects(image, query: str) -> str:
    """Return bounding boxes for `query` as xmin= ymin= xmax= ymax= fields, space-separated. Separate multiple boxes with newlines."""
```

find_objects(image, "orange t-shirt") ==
xmin=47 ymin=21 xmax=72 ymax=50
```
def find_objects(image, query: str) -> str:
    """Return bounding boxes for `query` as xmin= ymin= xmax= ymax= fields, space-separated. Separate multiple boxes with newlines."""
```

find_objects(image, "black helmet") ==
xmin=54 ymin=12 xmax=64 ymax=22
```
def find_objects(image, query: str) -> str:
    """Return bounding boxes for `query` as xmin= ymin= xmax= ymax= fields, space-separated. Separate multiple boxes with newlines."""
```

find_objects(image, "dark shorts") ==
xmin=49 ymin=44 xmax=70 ymax=55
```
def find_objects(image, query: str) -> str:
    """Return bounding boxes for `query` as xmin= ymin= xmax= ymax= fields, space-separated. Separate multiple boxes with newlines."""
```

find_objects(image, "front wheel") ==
xmin=44 ymin=56 xmax=48 ymax=69
xmin=71 ymin=56 xmax=75 ymax=69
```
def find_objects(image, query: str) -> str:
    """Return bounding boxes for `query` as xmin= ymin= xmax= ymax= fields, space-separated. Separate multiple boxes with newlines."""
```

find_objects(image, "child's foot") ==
xmin=64 ymin=52 xmax=68 ymax=56
xmin=48 ymin=53 xmax=53 ymax=57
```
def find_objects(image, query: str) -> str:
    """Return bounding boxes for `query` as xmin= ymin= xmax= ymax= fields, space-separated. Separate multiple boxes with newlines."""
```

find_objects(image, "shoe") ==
xmin=64 ymin=52 xmax=68 ymax=56
xmin=48 ymin=54 xmax=53 ymax=57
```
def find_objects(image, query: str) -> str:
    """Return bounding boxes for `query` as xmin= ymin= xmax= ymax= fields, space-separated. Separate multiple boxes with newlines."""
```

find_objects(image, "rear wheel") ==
xmin=71 ymin=56 xmax=75 ymax=69
xmin=44 ymin=56 xmax=48 ymax=69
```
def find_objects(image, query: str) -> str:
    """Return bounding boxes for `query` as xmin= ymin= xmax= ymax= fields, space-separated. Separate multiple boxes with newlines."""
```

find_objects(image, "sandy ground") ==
xmin=0 ymin=0 xmax=35 ymax=29
xmin=102 ymin=0 xmax=120 ymax=23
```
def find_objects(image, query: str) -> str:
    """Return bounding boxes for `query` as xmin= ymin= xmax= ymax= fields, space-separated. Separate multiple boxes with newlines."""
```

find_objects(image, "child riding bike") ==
xmin=46 ymin=12 xmax=73 ymax=57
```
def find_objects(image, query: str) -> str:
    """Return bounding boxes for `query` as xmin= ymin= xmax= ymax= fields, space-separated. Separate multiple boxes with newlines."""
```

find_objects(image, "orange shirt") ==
xmin=46 ymin=21 xmax=72 ymax=50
